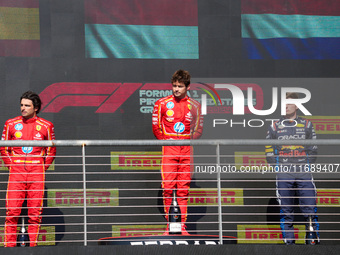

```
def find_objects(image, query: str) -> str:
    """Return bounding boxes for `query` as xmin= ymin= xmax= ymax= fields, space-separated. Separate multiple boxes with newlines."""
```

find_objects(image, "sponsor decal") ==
xmin=185 ymin=112 xmax=192 ymax=121
xmin=36 ymin=125 xmax=41 ymax=131
xmin=47 ymin=189 xmax=119 ymax=207
xmin=22 ymin=147 xmax=33 ymax=154
xmin=14 ymin=131 xmax=22 ymax=138
xmin=279 ymin=150 xmax=306 ymax=157
xmin=281 ymin=146 xmax=304 ymax=150
xmin=0 ymin=226 xmax=55 ymax=246
xmin=15 ymin=123 xmax=23 ymax=131
xmin=166 ymin=110 xmax=174 ymax=117
xmin=173 ymin=122 xmax=185 ymax=133
xmin=112 ymin=225 xmax=166 ymax=237
xmin=0 ymin=161 xmax=54 ymax=171
xmin=302 ymin=116 xmax=340 ymax=134
xmin=237 ymin=225 xmax=305 ymax=244
xmin=166 ymin=101 xmax=174 ymax=109
xmin=188 ymin=189 xmax=244 ymax=206
xmin=317 ymin=189 xmax=340 ymax=206
xmin=111 ymin=151 xmax=162 ymax=170
xmin=234 ymin=152 xmax=269 ymax=170
xmin=278 ymin=134 xmax=305 ymax=140
xmin=34 ymin=132 xmax=42 ymax=139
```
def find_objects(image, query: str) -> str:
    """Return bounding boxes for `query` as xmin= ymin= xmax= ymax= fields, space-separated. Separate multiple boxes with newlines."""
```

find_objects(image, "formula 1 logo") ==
xmin=39 ymin=82 xmax=142 ymax=113
xmin=39 ymin=82 xmax=265 ymax=114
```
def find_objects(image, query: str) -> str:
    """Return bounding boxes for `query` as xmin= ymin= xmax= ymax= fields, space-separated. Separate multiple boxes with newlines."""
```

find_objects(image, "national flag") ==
xmin=0 ymin=0 xmax=40 ymax=57
xmin=241 ymin=0 xmax=340 ymax=59
xmin=84 ymin=0 xmax=199 ymax=59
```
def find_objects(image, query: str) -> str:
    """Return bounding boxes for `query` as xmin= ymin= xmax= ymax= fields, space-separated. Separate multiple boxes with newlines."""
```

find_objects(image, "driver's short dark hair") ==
xmin=171 ymin=69 xmax=191 ymax=87
xmin=20 ymin=91 xmax=42 ymax=114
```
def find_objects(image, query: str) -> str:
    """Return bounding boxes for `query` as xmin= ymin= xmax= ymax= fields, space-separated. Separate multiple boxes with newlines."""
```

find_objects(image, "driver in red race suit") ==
xmin=152 ymin=70 xmax=203 ymax=235
xmin=0 ymin=91 xmax=56 ymax=247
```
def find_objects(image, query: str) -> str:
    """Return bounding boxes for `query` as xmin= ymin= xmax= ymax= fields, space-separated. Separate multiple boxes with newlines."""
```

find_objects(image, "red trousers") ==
xmin=161 ymin=146 xmax=192 ymax=222
xmin=5 ymin=158 xmax=45 ymax=247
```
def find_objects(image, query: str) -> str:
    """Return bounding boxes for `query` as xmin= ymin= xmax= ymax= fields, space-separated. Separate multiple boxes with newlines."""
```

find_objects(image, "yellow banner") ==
xmin=317 ymin=189 xmax=340 ymax=207
xmin=237 ymin=224 xmax=305 ymax=244
xmin=111 ymin=151 xmax=162 ymax=170
xmin=47 ymin=189 xmax=119 ymax=207
xmin=303 ymin=116 xmax=340 ymax=134
xmin=0 ymin=7 xmax=40 ymax=40
xmin=188 ymin=188 xmax=244 ymax=206
xmin=234 ymin=151 xmax=268 ymax=170
xmin=112 ymin=225 xmax=166 ymax=237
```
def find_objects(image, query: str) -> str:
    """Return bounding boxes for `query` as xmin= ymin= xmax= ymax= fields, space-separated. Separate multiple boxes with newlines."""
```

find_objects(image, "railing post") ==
xmin=216 ymin=143 xmax=223 ymax=244
xmin=82 ymin=144 xmax=87 ymax=246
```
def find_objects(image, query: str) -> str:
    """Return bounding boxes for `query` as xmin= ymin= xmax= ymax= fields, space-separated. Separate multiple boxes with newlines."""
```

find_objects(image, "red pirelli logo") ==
xmin=112 ymin=225 xmax=166 ymax=237
xmin=302 ymin=116 xmax=340 ymax=134
xmin=188 ymin=189 xmax=243 ymax=205
xmin=317 ymin=189 xmax=340 ymax=206
xmin=234 ymin=152 xmax=268 ymax=170
xmin=237 ymin=225 xmax=305 ymax=244
xmin=47 ymin=189 xmax=119 ymax=207
xmin=111 ymin=151 xmax=162 ymax=170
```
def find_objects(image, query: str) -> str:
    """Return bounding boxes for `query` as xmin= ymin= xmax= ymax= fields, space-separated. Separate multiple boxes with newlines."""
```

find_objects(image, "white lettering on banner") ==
xmin=201 ymin=85 xmax=311 ymax=116
xmin=213 ymin=119 xmax=279 ymax=128
xmin=130 ymin=240 xmax=219 ymax=245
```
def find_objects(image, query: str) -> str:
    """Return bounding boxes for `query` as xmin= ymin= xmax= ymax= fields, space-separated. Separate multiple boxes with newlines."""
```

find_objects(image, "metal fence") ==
xmin=0 ymin=139 xmax=340 ymax=246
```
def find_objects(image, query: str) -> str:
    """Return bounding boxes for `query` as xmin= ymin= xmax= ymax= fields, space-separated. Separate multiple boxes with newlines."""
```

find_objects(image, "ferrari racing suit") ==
xmin=1 ymin=116 xmax=56 ymax=247
xmin=265 ymin=116 xmax=319 ymax=244
xmin=152 ymin=95 xmax=203 ymax=222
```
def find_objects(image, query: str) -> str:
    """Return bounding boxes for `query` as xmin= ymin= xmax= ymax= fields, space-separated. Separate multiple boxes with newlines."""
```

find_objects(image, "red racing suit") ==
xmin=152 ymin=95 xmax=203 ymax=222
xmin=0 ymin=116 xmax=56 ymax=247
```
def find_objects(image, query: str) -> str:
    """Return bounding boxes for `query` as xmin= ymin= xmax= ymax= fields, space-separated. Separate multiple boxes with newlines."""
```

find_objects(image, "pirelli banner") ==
xmin=111 ymin=152 xmax=162 ymax=170
xmin=47 ymin=189 xmax=119 ymax=207
xmin=237 ymin=225 xmax=305 ymax=244
xmin=234 ymin=151 xmax=340 ymax=175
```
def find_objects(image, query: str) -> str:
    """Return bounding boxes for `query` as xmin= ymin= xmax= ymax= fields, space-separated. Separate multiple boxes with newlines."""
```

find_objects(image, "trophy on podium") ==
xmin=305 ymin=216 xmax=319 ymax=245
xmin=169 ymin=191 xmax=181 ymax=235
xmin=17 ymin=217 xmax=29 ymax=247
